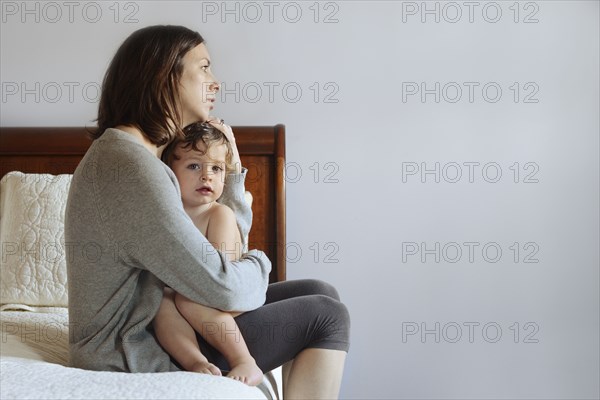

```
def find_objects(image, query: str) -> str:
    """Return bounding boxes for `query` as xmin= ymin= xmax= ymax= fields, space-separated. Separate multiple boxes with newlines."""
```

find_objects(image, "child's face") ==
xmin=170 ymin=141 xmax=228 ymax=209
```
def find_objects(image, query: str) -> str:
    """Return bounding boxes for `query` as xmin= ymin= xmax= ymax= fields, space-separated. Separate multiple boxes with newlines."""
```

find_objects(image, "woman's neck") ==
xmin=114 ymin=125 xmax=165 ymax=158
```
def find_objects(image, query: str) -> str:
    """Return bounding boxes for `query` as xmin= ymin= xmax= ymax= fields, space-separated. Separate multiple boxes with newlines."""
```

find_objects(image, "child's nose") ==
xmin=200 ymin=169 xmax=212 ymax=181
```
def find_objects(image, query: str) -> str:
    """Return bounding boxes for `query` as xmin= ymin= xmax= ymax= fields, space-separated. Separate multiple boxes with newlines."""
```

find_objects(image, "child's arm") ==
xmin=206 ymin=204 xmax=243 ymax=262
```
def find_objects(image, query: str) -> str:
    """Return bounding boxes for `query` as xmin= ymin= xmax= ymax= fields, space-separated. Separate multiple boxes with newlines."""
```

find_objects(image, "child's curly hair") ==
xmin=161 ymin=122 xmax=234 ymax=172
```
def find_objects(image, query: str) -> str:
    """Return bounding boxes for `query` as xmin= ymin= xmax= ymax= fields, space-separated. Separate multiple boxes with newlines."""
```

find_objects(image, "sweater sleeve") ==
xmin=94 ymin=143 xmax=271 ymax=312
xmin=217 ymin=169 xmax=251 ymax=250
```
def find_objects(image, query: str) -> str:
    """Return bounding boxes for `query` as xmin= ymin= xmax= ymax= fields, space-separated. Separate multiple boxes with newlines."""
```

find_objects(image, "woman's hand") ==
xmin=207 ymin=116 xmax=242 ymax=174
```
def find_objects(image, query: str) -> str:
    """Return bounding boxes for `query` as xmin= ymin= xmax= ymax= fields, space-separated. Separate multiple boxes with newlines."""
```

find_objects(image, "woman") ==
xmin=65 ymin=25 xmax=350 ymax=399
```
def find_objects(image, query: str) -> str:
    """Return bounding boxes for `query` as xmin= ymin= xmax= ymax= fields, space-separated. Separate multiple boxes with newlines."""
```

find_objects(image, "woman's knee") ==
xmin=307 ymin=295 xmax=350 ymax=351
xmin=300 ymin=279 xmax=341 ymax=301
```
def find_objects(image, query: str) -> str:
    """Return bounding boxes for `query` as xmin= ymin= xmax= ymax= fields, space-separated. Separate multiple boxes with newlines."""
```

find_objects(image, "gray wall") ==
xmin=1 ymin=1 xmax=598 ymax=398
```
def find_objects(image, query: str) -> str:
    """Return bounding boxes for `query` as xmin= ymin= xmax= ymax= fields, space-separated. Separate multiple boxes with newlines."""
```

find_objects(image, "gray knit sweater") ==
xmin=64 ymin=128 xmax=271 ymax=372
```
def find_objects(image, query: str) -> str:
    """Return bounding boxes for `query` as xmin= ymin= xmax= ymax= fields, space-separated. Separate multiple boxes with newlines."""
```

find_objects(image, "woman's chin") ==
xmin=199 ymin=112 xmax=213 ymax=122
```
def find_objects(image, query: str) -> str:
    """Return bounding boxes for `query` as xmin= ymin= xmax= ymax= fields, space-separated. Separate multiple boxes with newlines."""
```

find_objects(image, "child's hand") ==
xmin=207 ymin=117 xmax=242 ymax=174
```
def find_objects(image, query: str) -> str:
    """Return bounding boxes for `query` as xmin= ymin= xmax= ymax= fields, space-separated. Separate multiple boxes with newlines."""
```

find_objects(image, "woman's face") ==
xmin=178 ymin=43 xmax=219 ymax=127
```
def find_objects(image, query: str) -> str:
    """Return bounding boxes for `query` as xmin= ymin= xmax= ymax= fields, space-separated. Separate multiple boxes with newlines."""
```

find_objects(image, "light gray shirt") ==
xmin=65 ymin=128 xmax=271 ymax=372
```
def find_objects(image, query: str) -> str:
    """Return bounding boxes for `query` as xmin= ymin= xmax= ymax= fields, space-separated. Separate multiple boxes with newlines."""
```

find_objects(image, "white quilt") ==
xmin=0 ymin=310 xmax=280 ymax=400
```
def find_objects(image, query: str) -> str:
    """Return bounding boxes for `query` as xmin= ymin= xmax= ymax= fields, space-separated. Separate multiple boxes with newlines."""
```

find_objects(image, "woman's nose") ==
xmin=208 ymin=75 xmax=220 ymax=93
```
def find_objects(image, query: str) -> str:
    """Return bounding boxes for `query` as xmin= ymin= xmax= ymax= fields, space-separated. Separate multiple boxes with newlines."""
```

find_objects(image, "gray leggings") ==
xmin=197 ymin=279 xmax=350 ymax=372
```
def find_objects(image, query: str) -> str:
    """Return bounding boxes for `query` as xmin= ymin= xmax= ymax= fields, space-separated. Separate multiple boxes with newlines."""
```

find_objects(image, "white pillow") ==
xmin=0 ymin=172 xmax=72 ymax=310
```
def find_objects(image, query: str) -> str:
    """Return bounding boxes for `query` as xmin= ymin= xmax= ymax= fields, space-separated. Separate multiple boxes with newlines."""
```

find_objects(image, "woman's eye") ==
xmin=201 ymin=65 xmax=209 ymax=72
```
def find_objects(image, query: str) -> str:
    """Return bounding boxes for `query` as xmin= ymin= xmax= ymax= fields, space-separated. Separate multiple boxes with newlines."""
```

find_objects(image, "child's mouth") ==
xmin=197 ymin=187 xmax=213 ymax=195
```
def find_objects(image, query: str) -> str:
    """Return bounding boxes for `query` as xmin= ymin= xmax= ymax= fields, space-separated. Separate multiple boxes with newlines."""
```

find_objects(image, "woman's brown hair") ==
xmin=93 ymin=25 xmax=204 ymax=145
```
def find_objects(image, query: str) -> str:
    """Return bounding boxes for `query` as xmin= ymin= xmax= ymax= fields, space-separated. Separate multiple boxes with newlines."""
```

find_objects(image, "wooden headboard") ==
xmin=0 ymin=126 xmax=286 ymax=283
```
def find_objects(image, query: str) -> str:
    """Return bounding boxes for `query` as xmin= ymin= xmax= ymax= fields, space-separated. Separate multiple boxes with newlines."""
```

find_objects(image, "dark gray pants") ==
xmin=197 ymin=279 xmax=350 ymax=372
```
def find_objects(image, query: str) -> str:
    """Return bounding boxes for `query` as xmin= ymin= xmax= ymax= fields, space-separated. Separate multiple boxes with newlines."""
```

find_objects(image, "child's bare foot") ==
xmin=190 ymin=361 xmax=222 ymax=376
xmin=227 ymin=360 xmax=263 ymax=386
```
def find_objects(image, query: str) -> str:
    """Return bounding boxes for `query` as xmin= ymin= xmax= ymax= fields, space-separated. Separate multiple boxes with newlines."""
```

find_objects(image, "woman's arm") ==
xmin=208 ymin=120 xmax=252 ymax=246
xmin=217 ymin=169 xmax=251 ymax=250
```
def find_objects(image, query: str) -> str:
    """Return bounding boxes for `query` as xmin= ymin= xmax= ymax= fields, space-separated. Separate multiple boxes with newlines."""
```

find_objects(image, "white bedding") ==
xmin=0 ymin=309 xmax=280 ymax=399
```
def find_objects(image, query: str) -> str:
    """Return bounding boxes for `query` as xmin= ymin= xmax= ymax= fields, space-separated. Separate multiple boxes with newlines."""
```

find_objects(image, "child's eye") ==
xmin=212 ymin=165 xmax=223 ymax=172
xmin=187 ymin=163 xmax=200 ymax=170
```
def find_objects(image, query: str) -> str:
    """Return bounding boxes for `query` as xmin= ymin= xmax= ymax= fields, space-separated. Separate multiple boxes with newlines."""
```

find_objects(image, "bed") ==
xmin=0 ymin=125 xmax=286 ymax=399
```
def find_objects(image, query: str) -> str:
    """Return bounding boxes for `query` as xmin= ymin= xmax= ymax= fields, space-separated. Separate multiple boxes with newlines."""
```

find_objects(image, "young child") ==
xmin=153 ymin=122 xmax=263 ymax=386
